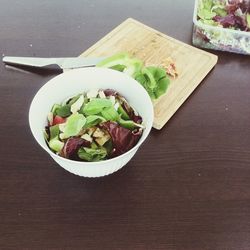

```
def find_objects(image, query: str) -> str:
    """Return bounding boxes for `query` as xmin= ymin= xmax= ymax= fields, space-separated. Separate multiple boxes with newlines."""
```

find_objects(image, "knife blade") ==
xmin=2 ymin=56 xmax=106 ymax=69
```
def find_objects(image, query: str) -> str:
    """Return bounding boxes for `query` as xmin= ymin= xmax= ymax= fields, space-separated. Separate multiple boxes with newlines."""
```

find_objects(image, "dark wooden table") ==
xmin=1 ymin=0 xmax=250 ymax=249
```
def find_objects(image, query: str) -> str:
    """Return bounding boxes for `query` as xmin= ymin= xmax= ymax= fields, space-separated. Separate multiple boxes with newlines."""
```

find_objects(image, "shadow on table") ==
xmin=198 ymin=48 xmax=250 ymax=68
xmin=4 ymin=64 xmax=62 ymax=76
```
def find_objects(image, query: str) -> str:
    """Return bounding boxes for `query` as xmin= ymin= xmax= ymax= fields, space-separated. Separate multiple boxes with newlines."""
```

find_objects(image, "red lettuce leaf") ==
xmin=100 ymin=121 xmax=142 ymax=158
xmin=103 ymin=89 xmax=118 ymax=97
xmin=133 ymin=115 xmax=143 ymax=124
xmin=227 ymin=1 xmax=240 ymax=14
xmin=239 ymin=1 xmax=250 ymax=13
xmin=45 ymin=125 xmax=50 ymax=139
xmin=227 ymin=0 xmax=250 ymax=12
xmin=120 ymin=99 xmax=142 ymax=124
xmin=104 ymin=89 xmax=143 ymax=124
xmin=213 ymin=14 xmax=247 ymax=30
xmin=62 ymin=137 xmax=91 ymax=160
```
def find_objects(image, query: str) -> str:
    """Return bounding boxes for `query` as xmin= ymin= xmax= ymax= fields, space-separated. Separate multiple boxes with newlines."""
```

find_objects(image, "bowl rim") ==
xmin=29 ymin=67 xmax=154 ymax=165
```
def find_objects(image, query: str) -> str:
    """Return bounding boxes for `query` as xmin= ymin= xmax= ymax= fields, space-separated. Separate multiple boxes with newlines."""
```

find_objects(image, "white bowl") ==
xmin=29 ymin=67 xmax=154 ymax=177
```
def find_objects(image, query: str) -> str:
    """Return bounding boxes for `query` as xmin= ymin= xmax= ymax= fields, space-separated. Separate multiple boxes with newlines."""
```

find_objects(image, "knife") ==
xmin=2 ymin=56 xmax=106 ymax=69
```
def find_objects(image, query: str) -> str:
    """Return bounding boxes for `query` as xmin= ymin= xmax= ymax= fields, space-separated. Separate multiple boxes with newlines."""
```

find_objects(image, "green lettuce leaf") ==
xmin=78 ymin=146 xmax=107 ymax=161
xmin=118 ymin=117 xmax=137 ymax=130
xmin=198 ymin=8 xmax=216 ymax=20
xmin=198 ymin=0 xmax=216 ymax=20
xmin=101 ymin=106 xmax=119 ymax=121
xmin=61 ymin=113 xmax=86 ymax=139
xmin=201 ymin=19 xmax=217 ymax=26
xmin=83 ymin=115 xmax=106 ymax=128
xmin=67 ymin=94 xmax=82 ymax=106
xmin=117 ymin=104 xmax=130 ymax=120
xmin=212 ymin=5 xmax=227 ymax=17
xmin=51 ymin=104 xmax=61 ymax=115
xmin=49 ymin=124 xmax=60 ymax=139
xmin=83 ymin=98 xmax=112 ymax=115
xmin=56 ymin=105 xmax=71 ymax=117
xmin=49 ymin=136 xmax=64 ymax=152
xmin=247 ymin=13 xmax=250 ymax=29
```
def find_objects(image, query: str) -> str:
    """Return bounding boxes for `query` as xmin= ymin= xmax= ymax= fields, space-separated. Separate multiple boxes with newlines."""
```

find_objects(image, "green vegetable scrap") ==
xmin=136 ymin=66 xmax=170 ymax=99
xmin=97 ymin=52 xmax=143 ymax=77
xmin=97 ymin=52 xmax=172 ymax=99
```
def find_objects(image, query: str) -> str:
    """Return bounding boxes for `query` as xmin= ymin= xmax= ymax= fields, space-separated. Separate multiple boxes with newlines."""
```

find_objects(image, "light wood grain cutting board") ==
xmin=79 ymin=18 xmax=218 ymax=129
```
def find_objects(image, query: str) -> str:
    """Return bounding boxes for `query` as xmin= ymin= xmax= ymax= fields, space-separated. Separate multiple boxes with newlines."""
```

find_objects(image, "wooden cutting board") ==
xmin=79 ymin=18 xmax=218 ymax=129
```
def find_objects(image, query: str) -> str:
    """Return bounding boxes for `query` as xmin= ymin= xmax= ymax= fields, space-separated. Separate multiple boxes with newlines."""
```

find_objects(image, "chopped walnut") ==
xmin=160 ymin=57 xmax=178 ymax=78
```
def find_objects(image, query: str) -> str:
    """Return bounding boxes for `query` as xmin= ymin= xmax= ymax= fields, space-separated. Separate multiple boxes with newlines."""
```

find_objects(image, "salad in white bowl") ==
xmin=44 ymin=88 xmax=144 ymax=162
xmin=29 ymin=67 xmax=153 ymax=177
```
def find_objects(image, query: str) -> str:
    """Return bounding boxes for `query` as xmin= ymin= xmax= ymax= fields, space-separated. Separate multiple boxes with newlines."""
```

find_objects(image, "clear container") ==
xmin=192 ymin=0 xmax=250 ymax=55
